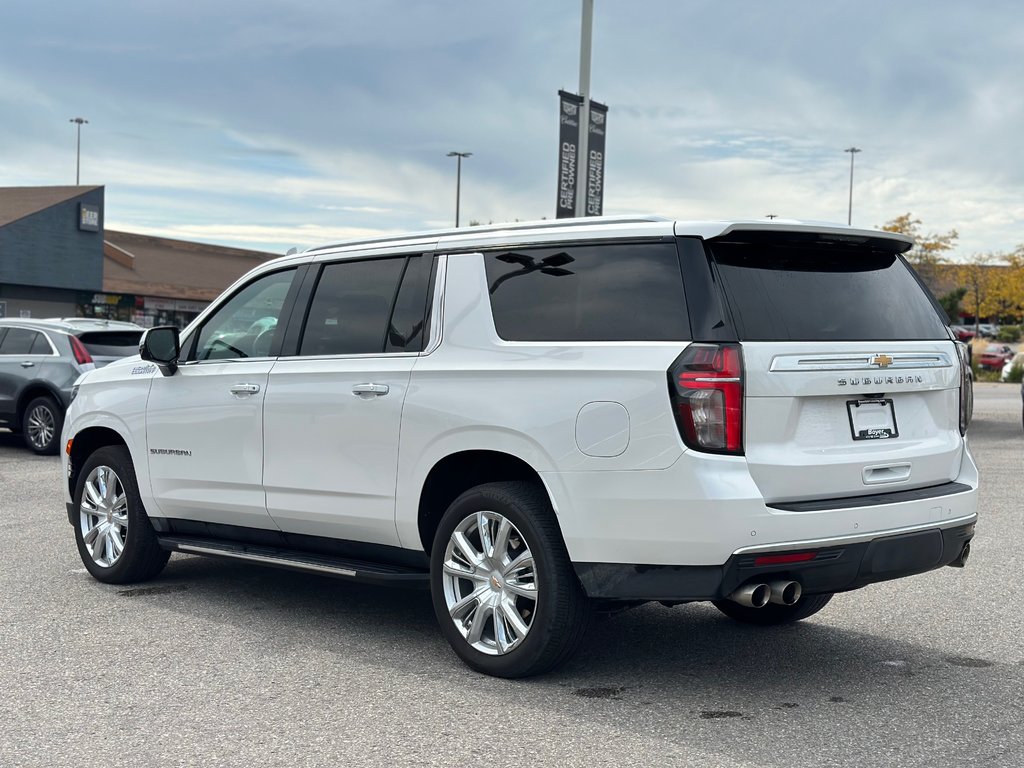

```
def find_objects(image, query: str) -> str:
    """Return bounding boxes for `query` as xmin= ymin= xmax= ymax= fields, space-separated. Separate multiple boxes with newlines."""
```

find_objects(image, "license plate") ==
xmin=847 ymin=398 xmax=898 ymax=441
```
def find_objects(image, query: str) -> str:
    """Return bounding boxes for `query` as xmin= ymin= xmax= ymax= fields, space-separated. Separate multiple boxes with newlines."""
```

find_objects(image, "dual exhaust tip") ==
xmin=730 ymin=580 xmax=802 ymax=608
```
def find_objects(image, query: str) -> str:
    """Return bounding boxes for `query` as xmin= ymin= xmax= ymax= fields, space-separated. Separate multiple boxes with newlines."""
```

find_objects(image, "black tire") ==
xmin=712 ymin=592 xmax=834 ymax=626
xmin=22 ymin=395 xmax=63 ymax=455
xmin=72 ymin=445 xmax=170 ymax=584
xmin=429 ymin=481 xmax=591 ymax=678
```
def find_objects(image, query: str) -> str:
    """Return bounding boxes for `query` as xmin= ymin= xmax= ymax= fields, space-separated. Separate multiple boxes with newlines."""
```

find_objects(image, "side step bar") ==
xmin=157 ymin=536 xmax=429 ymax=588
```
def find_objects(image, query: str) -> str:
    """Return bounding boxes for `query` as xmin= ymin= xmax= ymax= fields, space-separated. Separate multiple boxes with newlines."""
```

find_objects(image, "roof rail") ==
xmin=306 ymin=215 xmax=671 ymax=253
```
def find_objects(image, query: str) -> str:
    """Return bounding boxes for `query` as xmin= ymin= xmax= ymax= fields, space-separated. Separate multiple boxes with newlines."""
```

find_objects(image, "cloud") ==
xmin=0 ymin=1 xmax=1021 ymax=258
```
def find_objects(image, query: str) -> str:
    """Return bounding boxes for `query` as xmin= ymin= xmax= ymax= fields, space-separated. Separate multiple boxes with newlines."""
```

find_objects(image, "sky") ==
xmin=1 ymin=1 xmax=1022 ymax=259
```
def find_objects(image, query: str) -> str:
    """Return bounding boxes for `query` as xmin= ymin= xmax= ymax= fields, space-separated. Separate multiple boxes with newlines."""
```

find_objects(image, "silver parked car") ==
xmin=0 ymin=318 xmax=144 ymax=454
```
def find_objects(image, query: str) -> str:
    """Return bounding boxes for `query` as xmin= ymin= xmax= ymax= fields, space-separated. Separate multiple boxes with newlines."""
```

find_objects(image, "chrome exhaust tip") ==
xmin=948 ymin=541 xmax=971 ymax=568
xmin=729 ymin=582 xmax=771 ymax=608
xmin=767 ymin=580 xmax=802 ymax=606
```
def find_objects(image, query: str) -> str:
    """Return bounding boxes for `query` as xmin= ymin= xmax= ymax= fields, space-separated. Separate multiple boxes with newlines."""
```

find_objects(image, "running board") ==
xmin=157 ymin=535 xmax=429 ymax=588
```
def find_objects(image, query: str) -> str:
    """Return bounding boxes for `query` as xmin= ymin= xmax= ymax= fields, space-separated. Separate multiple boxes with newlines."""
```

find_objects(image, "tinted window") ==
xmin=194 ymin=269 xmax=296 ymax=361
xmin=710 ymin=243 xmax=948 ymax=341
xmin=30 ymin=333 xmax=53 ymax=355
xmin=78 ymin=331 xmax=143 ymax=357
xmin=386 ymin=255 xmax=433 ymax=352
xmin=0 ymin=328 xmax=39 ymax=354
xmin=300 ymin=258 xmax=405 ymax=356
xmin=484 ymin=242 xmax=689 ymax=341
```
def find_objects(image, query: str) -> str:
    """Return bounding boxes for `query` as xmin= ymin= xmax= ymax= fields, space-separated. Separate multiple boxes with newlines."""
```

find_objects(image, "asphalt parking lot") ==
xmin=1 ymin=383 xmax=1021 ymax=768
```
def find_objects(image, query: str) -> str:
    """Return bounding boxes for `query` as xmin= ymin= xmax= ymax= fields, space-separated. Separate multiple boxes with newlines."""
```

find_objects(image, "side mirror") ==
xmin=140 ymin=326 xmax=180 ymax=375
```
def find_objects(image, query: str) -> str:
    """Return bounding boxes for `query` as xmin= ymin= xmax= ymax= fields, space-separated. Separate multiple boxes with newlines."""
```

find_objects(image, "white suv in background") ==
xmin=61 ymin=216 xmax=978 ymax=678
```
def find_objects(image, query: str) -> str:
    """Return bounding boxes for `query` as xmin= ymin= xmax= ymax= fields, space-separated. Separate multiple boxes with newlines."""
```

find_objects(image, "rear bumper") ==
xmin=575 ymin=519 xmax=976 ymax=601
xmin=543 ymin=444 xmax=979 ymax=565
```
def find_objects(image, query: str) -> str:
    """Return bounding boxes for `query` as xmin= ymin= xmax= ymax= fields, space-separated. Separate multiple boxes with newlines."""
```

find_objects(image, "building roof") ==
xmin=0 ymin=185 xmax=101 ymax=227
xmin=102 ymin=230 xmax=278 ymax=301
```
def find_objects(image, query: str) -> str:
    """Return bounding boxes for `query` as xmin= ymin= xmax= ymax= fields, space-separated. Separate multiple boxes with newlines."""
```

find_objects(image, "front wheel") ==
xmin=430 ymin=481 xmax=591 ymax=678
xmin=712 ymin=592 xmax=834 ymax=626
xmin=73 ymin=445 xmax=170 ymax=584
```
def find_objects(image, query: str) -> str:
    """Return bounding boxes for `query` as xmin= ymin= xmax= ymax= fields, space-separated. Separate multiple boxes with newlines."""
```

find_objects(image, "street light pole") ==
xmin=844 ymin=146 xmax=861 ymax=226
xmin=69 ymin=117 xmax=89 ymax=185
xmin=574 ymin=0 xmax=594 ymax=217
xmin=446 ymin=151 xmax=472 ymax=227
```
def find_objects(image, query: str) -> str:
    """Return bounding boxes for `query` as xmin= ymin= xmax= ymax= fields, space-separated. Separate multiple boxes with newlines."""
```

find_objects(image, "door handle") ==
xmin=20 ymin=361 xmax=35 ymax=368
xmin=229 ymin=383 xmax=261 ymax=396
xmin=352 ymin=383 xmax=389 ymax=397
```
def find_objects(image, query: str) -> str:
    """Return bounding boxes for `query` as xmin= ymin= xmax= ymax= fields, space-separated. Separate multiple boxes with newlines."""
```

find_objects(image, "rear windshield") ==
xmin=709 ymin=243 xmax=948 ymax=341
xmin=77 ymin=331 xmax=143 ymax=357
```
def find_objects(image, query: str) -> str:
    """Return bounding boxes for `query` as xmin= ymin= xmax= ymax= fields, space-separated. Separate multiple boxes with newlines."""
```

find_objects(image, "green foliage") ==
xmin=938 ymin=288 xmax=966 ymax=322
xmin=1007 ymin=363 xmax=1024 ymax=384
xmin=996 ymin=325 xmax=1021 ymax=343
xmin=970 ymin=362 xmax=1002 ymax=382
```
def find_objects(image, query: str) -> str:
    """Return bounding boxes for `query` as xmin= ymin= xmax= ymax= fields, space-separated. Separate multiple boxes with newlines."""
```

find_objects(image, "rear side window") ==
xmin=300 ymin=258 xmax=406 ymax=356
xmin=710 ymin=242 xmax=949 ymax=341
xmin=0 ymin=328 xmax=41 ymax=355
xmin=30 ymin=333 xmax=53 ymax=355
xmin=484 ymin=242 xmax=690 ymax=341
xmin=77 ymin=331 xmax=143 ymax=357
xmin=386 ymin=255 xmax=433 ymax=353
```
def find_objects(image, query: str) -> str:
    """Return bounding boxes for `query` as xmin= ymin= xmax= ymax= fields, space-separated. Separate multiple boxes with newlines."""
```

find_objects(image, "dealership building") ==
xmin=0 ymin=186 xmax=277 ymax=327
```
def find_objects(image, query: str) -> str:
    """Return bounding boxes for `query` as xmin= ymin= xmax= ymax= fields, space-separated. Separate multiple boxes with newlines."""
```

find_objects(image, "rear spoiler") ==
xmin=707 ymin=223 xmax=914 ymax=255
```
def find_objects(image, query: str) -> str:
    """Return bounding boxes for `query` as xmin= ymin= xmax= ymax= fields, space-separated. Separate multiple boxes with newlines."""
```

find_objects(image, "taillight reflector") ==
xmin=753 ymin=552 xmax=817 ymax=567
xmin=69 ymin=335 xmax=93 ymax=365
xmin=668 ymin=343 xmax=744 ymax=454
xmin=955 ymin=342 xmax=972 ymax=436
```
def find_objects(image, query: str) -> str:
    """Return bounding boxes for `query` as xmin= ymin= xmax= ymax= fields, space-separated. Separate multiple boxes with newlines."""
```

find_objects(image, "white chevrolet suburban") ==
xmin=61 ymin=216 xmax=978 ymax=678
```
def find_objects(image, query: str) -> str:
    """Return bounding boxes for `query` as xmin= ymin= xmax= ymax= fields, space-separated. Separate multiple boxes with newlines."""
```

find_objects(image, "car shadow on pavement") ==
xmin=0 ymin=428 xmax=24 ymax=449
xmin=131 ymin=553 xmax=1000 ymax=710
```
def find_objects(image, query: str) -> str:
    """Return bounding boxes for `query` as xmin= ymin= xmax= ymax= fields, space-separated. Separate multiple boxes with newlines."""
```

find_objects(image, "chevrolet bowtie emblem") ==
xmin=871 ymin=354 xmax=894 ymax=368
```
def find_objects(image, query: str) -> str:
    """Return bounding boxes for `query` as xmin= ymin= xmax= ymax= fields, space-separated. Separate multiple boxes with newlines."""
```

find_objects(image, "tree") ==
xmin=991 ymin=248 xmax=1024 ymax=320
xmin=881 ymin=214 xmax=958 ymax=289
xmin=957 ymin=253 xmax=995 ymax=333
xmin=937 ymin=287 xmax=966 ymax=323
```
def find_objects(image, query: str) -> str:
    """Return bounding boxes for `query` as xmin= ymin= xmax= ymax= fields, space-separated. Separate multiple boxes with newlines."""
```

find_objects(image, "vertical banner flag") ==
xmin=556 ymin=90 xmax=583 ymax=218
xmin=586 ymin=100 xmax=608 ymax=216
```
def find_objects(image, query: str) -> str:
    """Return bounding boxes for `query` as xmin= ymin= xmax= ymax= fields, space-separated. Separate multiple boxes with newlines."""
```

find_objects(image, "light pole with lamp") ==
xmin=844 ymin=146 xmax=861 ymax=225
xmin=446 ymin=151 xmax=471 ymax=227
xmin=70 ymin=117 xmax=89 ymax=185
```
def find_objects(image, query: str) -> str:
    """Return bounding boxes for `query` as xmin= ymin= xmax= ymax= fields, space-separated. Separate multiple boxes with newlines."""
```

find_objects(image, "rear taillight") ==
xmin=956 ymin=342 xmax=973 ymax=436
xmin=69 ymin=335 xmax=93 ymax=366
xmin=668 ymin=343 xmax=744 ymax=454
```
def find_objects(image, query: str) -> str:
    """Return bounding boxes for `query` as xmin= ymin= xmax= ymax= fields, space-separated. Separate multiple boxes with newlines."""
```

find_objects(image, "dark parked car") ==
xmin=977 ymin=344 xmax=1015 ymax=371
xmin=0 ymin=318 xmax=143 ymax=454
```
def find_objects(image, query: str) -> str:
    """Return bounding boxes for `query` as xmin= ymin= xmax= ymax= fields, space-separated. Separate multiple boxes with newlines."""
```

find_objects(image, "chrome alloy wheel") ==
xmin=26 ymin=404 xmax=56 ymax=450
xmin=78 ymin=465 xmax=129 ymax=568
xmin=441 ymin=511 xmax=538 ymax=655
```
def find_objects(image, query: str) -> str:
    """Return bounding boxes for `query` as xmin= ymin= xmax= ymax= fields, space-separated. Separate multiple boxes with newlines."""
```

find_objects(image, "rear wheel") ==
xmin=22 ymin=395 xmax=62 ymax=455
xmin=712 ymin=592 xmax=834 ymax=626
xmin=430 ymin=481 xmax=591 ymax=678
xmin=73 ymin=445 xmax=170 ymax=583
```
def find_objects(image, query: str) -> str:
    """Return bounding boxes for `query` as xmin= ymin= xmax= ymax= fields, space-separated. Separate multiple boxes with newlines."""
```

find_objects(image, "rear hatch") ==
xmin=707 ymin=231 xmax=962 ymax=503
xmin=76 ymin=330 xmax=143 ymax=368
